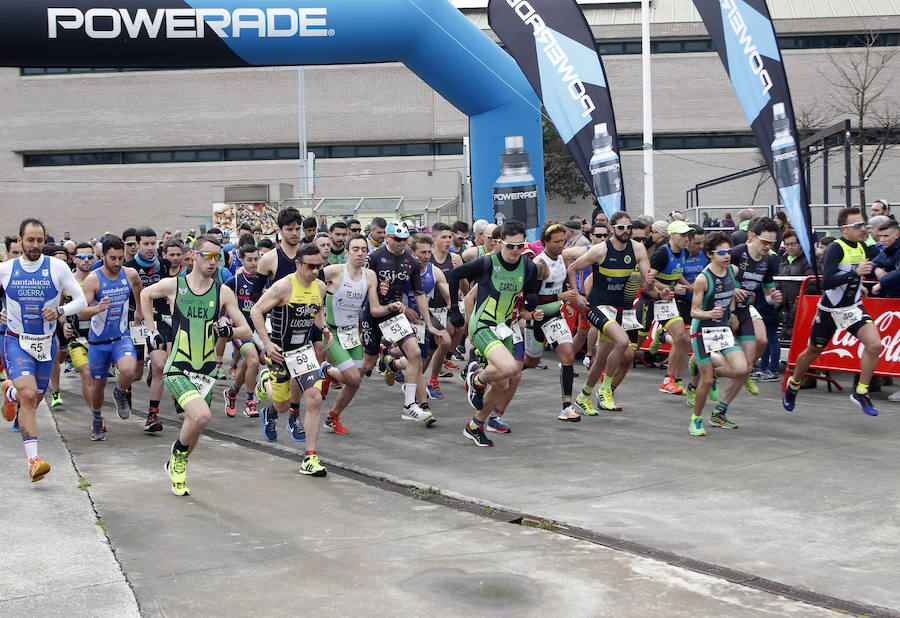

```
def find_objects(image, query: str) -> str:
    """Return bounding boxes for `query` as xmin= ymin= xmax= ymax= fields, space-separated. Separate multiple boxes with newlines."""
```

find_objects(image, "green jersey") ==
xmin=164 ymin=276 xmax=221 ymax=376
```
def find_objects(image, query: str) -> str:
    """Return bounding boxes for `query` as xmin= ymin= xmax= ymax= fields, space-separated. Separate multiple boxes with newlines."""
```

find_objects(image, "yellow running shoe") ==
xmin=299 ymin=453 xmax=327 ymax=477
xmin=744 ymin=376 xmax=759 ymax=396
xmin=29 ymin=457 xmax=50 ymax=483
xmin=166 ymin=447 xmax=190 ymax=496
xmin=598 ymin=388 xmax=618 ymax=411
xmin=575 ymin=392 xmax=598 ymax=416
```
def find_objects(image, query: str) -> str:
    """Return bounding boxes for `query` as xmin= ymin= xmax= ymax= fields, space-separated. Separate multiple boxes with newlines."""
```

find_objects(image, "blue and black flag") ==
xmin=693 ymin=0 xmax=815 ymax=265
xmin=488 ymin=0 xmax=625 ymax=218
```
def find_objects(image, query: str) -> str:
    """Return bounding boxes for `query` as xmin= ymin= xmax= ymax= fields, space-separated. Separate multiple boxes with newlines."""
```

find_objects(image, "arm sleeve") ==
xmin=522 ymin=260 xmax=541 ymax=311
xmin=649 ymin=247 xmax=668 ymax=273
xmin=447 ymin=258 xmax=487 ymax=308
xmin=821 ymin=242 xmax=857 ymax=289
xmin=55 ymin=262 xmax=87 ymax=316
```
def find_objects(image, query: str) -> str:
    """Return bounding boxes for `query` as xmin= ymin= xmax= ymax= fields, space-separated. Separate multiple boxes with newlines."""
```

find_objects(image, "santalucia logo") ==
xmin=48 ymin=7 xmax=332 ymax=39
xmin=502 ymin=0 xmax=596 ymax=119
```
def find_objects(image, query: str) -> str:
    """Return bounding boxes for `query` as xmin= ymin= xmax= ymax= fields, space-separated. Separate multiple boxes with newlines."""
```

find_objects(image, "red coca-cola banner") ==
xmin=788 ymin=293 xmax=900 ymax=378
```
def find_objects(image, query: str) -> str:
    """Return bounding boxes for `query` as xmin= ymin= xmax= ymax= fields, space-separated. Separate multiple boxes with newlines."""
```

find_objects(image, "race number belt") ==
xmin=284 ymin=344 xmax=320 ymax=380
xmin=335 ymin=325 xmax=361 ymax=349
xmin=654 ymin=299 xmax=679 ymax=322
xmin=184 ymin=370 xmax=215 ymax=398
xmin=18 ymin=333 xmax=53 ymax=362
xmin=701 ymin=326 xmax=734 ymax=352
xmin=380 ymin=313 xmax=413 ymax=343
xmin=541 ymin=317 xmax=570 ymax=344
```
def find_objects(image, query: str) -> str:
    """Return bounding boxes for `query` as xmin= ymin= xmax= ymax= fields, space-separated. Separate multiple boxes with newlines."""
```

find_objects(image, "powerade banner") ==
xmin=0 ymin=0 xmax=545 ymax=231
xmin=488 ymin=0 xmax=625 ymax=219
xmin=693 ymin=0 xmax=815 ymax=266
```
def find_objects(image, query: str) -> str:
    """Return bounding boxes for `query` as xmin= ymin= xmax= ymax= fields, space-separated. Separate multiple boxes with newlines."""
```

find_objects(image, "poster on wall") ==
xmin=212 ymin=202 xmax=279 ymax=237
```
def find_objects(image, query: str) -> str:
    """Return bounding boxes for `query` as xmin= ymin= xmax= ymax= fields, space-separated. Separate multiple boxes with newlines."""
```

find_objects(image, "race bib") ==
xmin=598 ymin=305 xmax=618 ymax=321
xmin=621 ymin=309 xmax=642 ymax=331
xmin=19 ymin=333 xmax=52 ymax=362
xmin=184 ymin=370 xmax=215 ymax=398
xmin=749 ymin=305 xmax=762 ymax=321
xmin=457 ymin=299 xmax=466 ymax=315
xmin=654 ymin=300 xmax=679 ymax=322
xmin=130 ymin=322 xmax=147 ymax=347
xmin=381 ymin=313 xmax=413 ymax=343
xmin=490 ymin=322 xmax=514 ymax=341
xmin=432 ymin=307 xmax=447 ymax=328
xmin=336 ymin=325 xmax=361 ymax=349
xmin=284 ymin=344 xmax=320 ymax=379
xmin=511 ymin=322 xmax=523 ymax=345
xmin=701 ymin=326 xmax=735 ymax=352
xmin=833 ymin=306 xmax=863 ymax=331
xmin=414 ymin=321 xmax=426 ymax=345
xmin=541 ymin=317 xmax=571 ymax=344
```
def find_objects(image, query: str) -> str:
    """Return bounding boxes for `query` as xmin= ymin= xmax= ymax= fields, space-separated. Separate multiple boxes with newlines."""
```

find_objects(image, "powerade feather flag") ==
xmin=488 ymin=0 xmax=625 ymax=218
xmin=693 ymin=0 xmax=815 ymax=265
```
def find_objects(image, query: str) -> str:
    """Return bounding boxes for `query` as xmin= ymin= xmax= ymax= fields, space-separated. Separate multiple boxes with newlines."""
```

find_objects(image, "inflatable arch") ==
xmin=0 ymin=0 xmax=546 ymax=231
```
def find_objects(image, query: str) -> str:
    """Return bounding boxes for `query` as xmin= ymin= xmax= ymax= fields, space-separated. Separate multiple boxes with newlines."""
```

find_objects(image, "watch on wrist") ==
xmin=57 ymin=306 xmax=65 ymax=317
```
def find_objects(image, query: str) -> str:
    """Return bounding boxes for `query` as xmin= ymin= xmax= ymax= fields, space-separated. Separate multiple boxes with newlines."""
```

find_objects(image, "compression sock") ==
xmin=468 ymin=416 xmax=483 ymax=431
xmin=23 ymin=436 xmax=37 ymax=460
xmin=582 ymin=384 xmax=594 ymax=396
xmin=402 ymin=383 xmax=417 ymax=407
xmin=601 ymin=373 xmax=614 ymax=391
xmin=560 ymin=364 xmax=574 ymax=399
xmin=149 ymin=399 xmax=160 ymax=411
xmin=788 ymin=377 xmax=801 ymax=391
xmin=856 ymin=382 xmax=869 ymax=395
xmin=172 ymin=439 xmax=189 ymax=453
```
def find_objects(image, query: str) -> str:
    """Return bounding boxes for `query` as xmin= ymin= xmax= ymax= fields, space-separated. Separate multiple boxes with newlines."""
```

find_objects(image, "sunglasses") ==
xmin=350 ymin=228 xmax=361 ymax=233
xmin=196 ymin=251 xmax=220 ymax=261
xmin=501 ymin=240 xmax=528 ymax=250
xmin=389 ymin=235 xmax=408 ymax=242
xmin=124 ymin=241 xmax=137 ymax=247
xmin=757 ymin=238 xmax=777 ymax=246
xmin=613 ymin=224 xmax=632 ymax=231
xmin=74 ymin=254 xmax=94 ymax=260
xmin=842 ymin=221 xmax=867 ymax=229
xmin=455 ymin=234 xmax=468 ymax=241
xmin=301 ymin=262 xmax=323 ymax=271
xmin=715 ymin=249 xmax=731 ymax=256
xmin=592 ymin=233 xmax=609 ymax=239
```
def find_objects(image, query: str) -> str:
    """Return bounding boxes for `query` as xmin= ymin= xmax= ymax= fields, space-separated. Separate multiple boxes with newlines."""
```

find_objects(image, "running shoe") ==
xmin=320 ymin=373 xmax=333 ymax=398
xmin=649 ymin=328 xmax=666 ymax=355
xmin=674 ymin=379 xmax=685 ymax=394
xmin=427 ymin=377 xmax=443 ymax=400
xmin=165 ymin=448 xmax=189 ymax=496
xmin=254 ymin=367 xmax=271 ymax=403
xmin=744 ymin=376 xmax=760 ymax=396
xmin=438 ymin=368 xmax=453 ymax=379
xmin=50 ymin=392 xmax=63 ymax=407
xmin=402 ymin=403 xmax=435 ymax=425
xmin=659 ymin=377 xmax=683 ymax=395
xmin=216 ymin=366 xmax=229 ymax=381
xmin=486 ymin=413 xmax=510 ymax=433
xmin=1 ymin=379 xmax=16 ymax=422
xmin=689 ymin=416 xmax=707 ymax=437
xmin=259 ymin=406 xmax=277 ymax=441
xmin=11 ymin=416 xmax=19 ymax=432
xmin=598 ymin=389 xmax=618 ymax=412
xmin=223 ymin=388 xmax=237 ymax=417
xmin=323 ymin=414 xmax=349 ymax=435
xmin=125 ymin=387 xmax=132 ymax=410
xmin=685 ymin=383 xmax=696 ymax=408
xmin=782 ymin=386 xmax=797 ymax=412
xmin=749 ymin=369 xmax=765 ymax=380
xmin=534 ymin=362 xmax=548 ymax=370
xmin=243 ymin=400 xmax=259 ymax=418
xmin=710 ymin=411 xmax=738 ymax=429
xmin=91 ymin=419 xmax=106 ymax=441
xmin=29 ymin=456 xmax=51 ymax=483
xmin=383 ymin=357 xmax=397 ymax=386
xmin=465 ymin=361 xmax=485 ymax=411
xmin=557 ymin=405 xmax=581 ymax=422
xmin=850 ymin=392 xmax=878 ymax=417
xmin=575 ymin=392 xmax=598 ymax=416
xmin=287 ymin=413 xmax=306 ymax=442
xmin=463 ymin=423 xmax=494 ymax=447
xmin=113 ymin=387 xmax=131 ymax=420
xmin=64 ymin=361 xmax=75 ymax=373
xmin=709 ymin=380 xmax=719 ymax=402
xmin=299 ymin=453 xmax=327 ymax=476
xmin=758 ymin=371 xmax=780 ymax=382
xmin=144 ymin=408 xmax=163 ymax=433
xmin=444 ymin=359 xmax=459 ymax=371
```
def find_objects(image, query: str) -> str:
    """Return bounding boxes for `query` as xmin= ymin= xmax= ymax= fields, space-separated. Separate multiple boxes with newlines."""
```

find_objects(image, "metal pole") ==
xmin=298 ymin=67 xmax=309 ymax=199
xmin=641 ymin=0 xmax=654 ymax=217
xmin=844 ymin=119 xmax=852 ymax=209
xmin=822 ymin=140 xmax=829 ymax=225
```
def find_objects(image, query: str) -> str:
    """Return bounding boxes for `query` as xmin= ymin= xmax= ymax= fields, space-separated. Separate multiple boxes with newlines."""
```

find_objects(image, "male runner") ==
xmin=223 ymin=242 xmax=263 ymax=418
xmin=61 ymin=244 xmax=95 ymax=417
xmin=449 ymin=221 xmax=470 ymax=254
xmin=366 ymin=217 xmax=387 ymax=253
xmin=140 ymin=234 xmax=251 ymax=496
xmin=0 ymin=218 xmax=86 ymax=481
xmin=361 ymin=221 xmax=449 ymax=424
xmin=164 ymin=239 xmax=186 ymax=277
xmin=447 ymin=220 xmax=541 ymax=447
xmin=784 ymin=207 xmax=881 ymax=416
xmin=426 ymin=222 xmax=465 ymax=399
xmin=568 ymin=212 xmax=652 ymax=414
xmin=322 ymin=234 xmax=400 ymax=433
xmin=302 ymin=217 xmax=319 ymax=245
xmin=80 ymin=236 xmax=144 ymax=440
xmin=328 ymin=221 xmax=349 ymax=265
xmin=462 ymin=223 xmax=496 ymax=262
xmin=251 ymin=244 xmax=332 ymax=476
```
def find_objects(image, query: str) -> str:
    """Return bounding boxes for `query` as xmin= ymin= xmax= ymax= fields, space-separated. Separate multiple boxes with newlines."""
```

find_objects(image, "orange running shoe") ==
xmin=659 ymin=376 xmax=683 ymax=395
xmin=323 ymin=413 xmax=349 ymax=435
xmin=29 ymin=457 xmax=50 ymax=483
xmin=443 ymin=359 xmax=459 ymax=371
xmin=1 ymin=379 xmax=16 ymax=422
xmin=320 ymin=373 xmax=332 ymax=398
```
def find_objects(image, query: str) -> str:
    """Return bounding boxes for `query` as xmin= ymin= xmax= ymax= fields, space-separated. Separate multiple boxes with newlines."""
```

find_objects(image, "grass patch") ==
xmin=95 ymin=519 xmax=107 ymax=535
xmin=407 ymin=486 xmax=442 ymax=500
xmin=486 ymin=507 xmax=495 ymax=515
xmin=77 ymin=476 xmax=91 ymax=491
xmin=59 ymin=435 xmax=68 ymax=444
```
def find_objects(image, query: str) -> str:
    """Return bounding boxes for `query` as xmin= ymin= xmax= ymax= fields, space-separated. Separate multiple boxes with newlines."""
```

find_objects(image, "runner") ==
xmin=360 ymin=221 xmax=449 ymax=424
xmin=447 ymin=220 xmax=541 ymax=447
xmin=223 ymin=241 xmax=263 ymax=418
xmin=0 ymin=218 xmax=86 ymax=482
xmin=321 ymin=234 xmax=400 ymax=433
xmin=79 ymin=236 xmax=144 ymax=440
xmin=328 ymin=221 xmax=349 ymax=265
xmin=449 ymin=221 xmax=470 ymax=254
xmin=60 ymin=243 xmax=95 ymax=415
xmin=140 ymin=234 xmax=251 ymax=496
xmin=366 ymin=217 xmax=387 ymax=253
xmin=567 ymin=212 xmax=652 ymax=414
xmin=688 ymin=232 xmax=747 ymax=436
xmin=302 ymin=217 xmax=318 ymax=245
xmin=250 ymin=243 xmax=332 ymax=476
xmin=426 ymin=222 xmax=465 ymax=399
xmin=784 ymin=207 xmax=881 ymax=416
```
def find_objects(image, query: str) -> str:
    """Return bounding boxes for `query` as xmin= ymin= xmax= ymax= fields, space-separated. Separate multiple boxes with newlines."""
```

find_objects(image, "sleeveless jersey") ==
xmin=730 ymin=244 xmax=776 ymax=310
xmin=471 ymin=253 xmax=526 ymax=326
xmin=534 ymin=251 xmax=567 ymax=302
xmin=406 ymin=263 xmax=435 ymax=315
xmin=164 ymin=276 xmax=221 ymax=375
xmin=691 ymin=266 xmax=737 ymax=331
xmin=682 ymin=252 xmax=708 ymax=285
xmin=3 ymin=255 xmax=59 ymax=336
xmin=90 ymin=268 xmax=132 ymax=342
xmin=125 ymin=256 xmax=170 ymax=317
xmin=225 ymin=270 xmax=257 ymax=332
xmin=270 ymin=245 xmax=298 ymax=284
xmin=589 ymin=239 xmax=635 ymax=308
xmin=326 ymin=264 xmax=367 ymax=327
xmin=429 ymin=252 xmax=454 ymax=309
xmin=270 ymin=275 xmax=322 ymax=351
xmin=65 ymin=279 xmax=91 ymax=340
xmin=823 ymin=238 xmax=867 ymax=308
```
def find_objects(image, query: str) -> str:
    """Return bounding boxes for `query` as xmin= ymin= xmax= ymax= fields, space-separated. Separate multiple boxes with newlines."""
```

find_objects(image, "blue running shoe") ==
xmin=427 ymin=378 xmax=443 ymax=400
xmin=486 ymin=413 xmax=510 ymax=434
xmin=850 ymin=392 xmax=878 ymax=416
xmin=259 ymin=406 xmax=277 ymax=442
xmin=287 ymin=413 xmax=306 ymax=442
xmin=782 ymin=386 xmax=797 ymax=412
xmin=11 ymin=415 xmax=19 ymax=432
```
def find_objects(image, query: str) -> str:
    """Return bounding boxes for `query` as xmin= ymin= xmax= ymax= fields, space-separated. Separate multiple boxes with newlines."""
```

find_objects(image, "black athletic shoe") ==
xmin=260 ymin=406 xmax=278 ymax=442
xmin=465 ymin=361 xmax=484 ymax=411
xmin=463 ymin=424 xmax=493 ymax=447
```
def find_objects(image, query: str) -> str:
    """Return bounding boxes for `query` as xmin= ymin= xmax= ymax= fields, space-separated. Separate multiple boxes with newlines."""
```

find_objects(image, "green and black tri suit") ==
xmin=447 ymin=253 xmax=540 ymax=358
xmin=163 ymin=275 xmax=222 ymax=407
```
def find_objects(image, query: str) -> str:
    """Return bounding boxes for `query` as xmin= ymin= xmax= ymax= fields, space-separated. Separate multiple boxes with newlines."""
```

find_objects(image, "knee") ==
xmin=246 ymin=356 xmax=259 ymax=371
xmin=194 ymin=409 xmax=212 ymax=428
xmin=17 ymin=387 xmax=39 ymax=407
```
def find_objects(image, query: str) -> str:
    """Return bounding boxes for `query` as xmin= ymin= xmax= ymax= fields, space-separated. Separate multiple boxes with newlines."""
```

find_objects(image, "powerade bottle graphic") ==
xmin=493 ymin=135 xmax=539 ymax=233
xmin=589 ymin=123 xmax=623 ymax=217
xmin=771 ymin=102 xmax=801 ymax=211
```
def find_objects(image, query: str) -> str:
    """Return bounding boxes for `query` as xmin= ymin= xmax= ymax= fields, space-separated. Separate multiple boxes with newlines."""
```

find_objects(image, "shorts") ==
xmin=690 ymin=328 xmax=741 ymax=366
xmin=267 ymin=357 xmax=322 ymax=403
xmin=232 ymin=338 xmax=258 ymax=357
xmin=731 ymin=307 xmax=757 ymax=342
xmin=164 ymin=370 xmax=214 ymax=408
xmin=361 ymin=313 xmax=415 ymax=357
xmin=810 ymin=308 xmax=873 ymax=348
xmin=327 ymin=335 xmax=363 ymax=372
xmin=88 ymin=337 xmax=136 ymax=380
xmin=4 ymin=334 xmax=59 ymax=394
xmin=635 ymin=295 xmax=684 ymax=337
xmin=675 ymin=298 xmax=692 ymax=322
xmin=67 ymin=337 xmax=90 ymax=370
xmin=523 ymin=324 xmax=543 ymax=359
xmin=470 ymin=321 xmax=514 ymax=359
xmin=158 ymin=319 xmax=174 ymax=346
xmin=585 ymin=306 xmax=620 ymax=336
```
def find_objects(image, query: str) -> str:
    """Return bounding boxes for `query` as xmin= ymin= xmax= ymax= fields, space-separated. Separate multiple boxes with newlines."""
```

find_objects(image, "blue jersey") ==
xmin=4 ymin=256 xmax=59 ymax=336
xmin=405 ymin=263 xmax=435 ymax=316
xmin=682 ymin=251 xmax=709 ymax=301
xmin=225 ymin=270 xmax=256 ymax=332
xmin=90 ymin=268 xmax=132 ymax=342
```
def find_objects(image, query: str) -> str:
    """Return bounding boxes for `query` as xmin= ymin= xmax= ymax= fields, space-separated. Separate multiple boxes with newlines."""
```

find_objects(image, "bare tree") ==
xmin=820 ymin=32 xmax=899 ymax=209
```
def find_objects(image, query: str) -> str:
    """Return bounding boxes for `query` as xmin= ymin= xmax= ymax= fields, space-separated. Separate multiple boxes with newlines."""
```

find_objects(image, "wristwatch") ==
xmin=57 ymin=306 xmax=65 ymax=318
